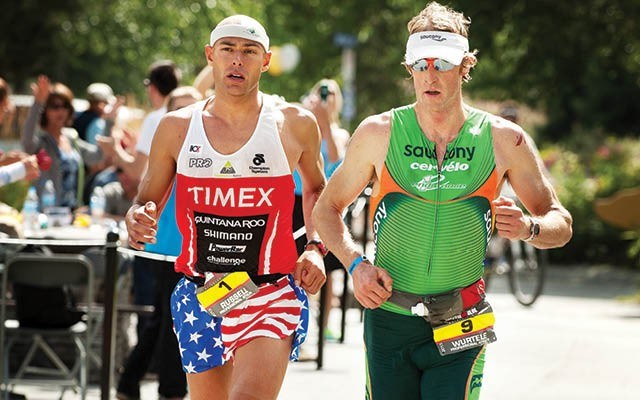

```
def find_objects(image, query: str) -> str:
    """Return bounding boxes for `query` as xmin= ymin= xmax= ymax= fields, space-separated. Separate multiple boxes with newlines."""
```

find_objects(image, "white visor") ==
xmin=210 ymin=23 xmax=270 ymax=51
xmin=405 ymin=31 xmax=469 ymax=66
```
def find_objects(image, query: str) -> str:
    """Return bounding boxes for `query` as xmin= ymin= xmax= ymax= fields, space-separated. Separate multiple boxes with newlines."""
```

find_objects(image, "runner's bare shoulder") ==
xmin=489 ymin=113 xmax=529 ymax=150
xmin=151 ymin=104 xmax=199 ymax=158
xmin=351 ymin=111 xmax=391 ymax=144
xmin=273 ymin=96 xmax=318 ymax=139
xmin=156 ymin=104 xmax=199 ymax=143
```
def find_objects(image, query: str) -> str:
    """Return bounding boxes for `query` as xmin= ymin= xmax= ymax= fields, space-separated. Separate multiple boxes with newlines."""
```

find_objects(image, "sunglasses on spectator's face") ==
xmin=48 ymin=102 xmax=69 ymax=110
xmin=410 ymin=58 xmax=456 ymax=72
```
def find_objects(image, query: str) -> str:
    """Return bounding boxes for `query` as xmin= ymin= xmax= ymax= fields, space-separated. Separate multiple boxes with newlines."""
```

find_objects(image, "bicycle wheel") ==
xmin=507 ymin=240 xmax=546 ymax=306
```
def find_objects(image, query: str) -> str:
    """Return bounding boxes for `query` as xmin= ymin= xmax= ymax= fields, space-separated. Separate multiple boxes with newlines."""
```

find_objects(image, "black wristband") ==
xmin=305 ymin=239 xmax=328 ymax=257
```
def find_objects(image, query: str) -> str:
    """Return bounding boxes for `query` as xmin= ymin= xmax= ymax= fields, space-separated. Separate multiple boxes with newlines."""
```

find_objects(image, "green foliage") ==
xmin=2 ymin=0 xmax=640 ymax=269
xmin=542 ymin=137 xmax=640 ymax=266
xmin=461 ymin=0 xmax=640 ymax=139
xmin=0 ymin=180 xmax=29 ymax=211
xmin=2 ymin=0 xmax=639 ymax=139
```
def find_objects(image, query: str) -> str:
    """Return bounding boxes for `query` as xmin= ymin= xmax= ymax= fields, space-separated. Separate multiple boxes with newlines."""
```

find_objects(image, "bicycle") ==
xmin=484 ymin=235 xmax=547 ymax=306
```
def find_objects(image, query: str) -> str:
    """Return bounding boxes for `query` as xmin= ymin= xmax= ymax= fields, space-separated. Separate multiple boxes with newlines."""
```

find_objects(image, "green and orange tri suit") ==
xmin=364 ymin=105 xmax=499 ymax=400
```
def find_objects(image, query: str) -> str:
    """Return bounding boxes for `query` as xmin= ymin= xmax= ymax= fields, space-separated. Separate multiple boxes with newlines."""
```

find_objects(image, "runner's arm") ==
xmin=493 ymin=122 xmax=572 ymax=249
xmin=287 ymin=108 xmax=327 ymax=293
xmin=313 ymin=114 xmax=393 ymax=308
xmin=125 ymin=115 xmax=181 ymax=249
xmin=295 ymin=112 xmax=326 ymax=244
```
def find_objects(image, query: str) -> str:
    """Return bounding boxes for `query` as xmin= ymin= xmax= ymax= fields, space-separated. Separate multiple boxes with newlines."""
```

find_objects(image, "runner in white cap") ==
xmin=313 ymin=2 xmax=572 ymax=399
xmin=125 ymin=14 xmax=327 ymax=400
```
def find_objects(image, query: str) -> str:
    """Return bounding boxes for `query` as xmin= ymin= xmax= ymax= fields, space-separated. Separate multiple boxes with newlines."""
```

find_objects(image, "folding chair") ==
xmin=0 ymin=254 xmax=94 ymax=400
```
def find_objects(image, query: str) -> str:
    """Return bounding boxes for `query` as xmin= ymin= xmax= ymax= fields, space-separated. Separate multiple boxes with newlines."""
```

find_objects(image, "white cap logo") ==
xmin=210 ymin=23 xmax=270 ymax=51
xmin=405 ymin=31 xmax=469 ymax=66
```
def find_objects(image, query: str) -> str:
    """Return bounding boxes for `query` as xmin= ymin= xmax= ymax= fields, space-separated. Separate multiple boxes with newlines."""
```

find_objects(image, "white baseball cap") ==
xmin=86 ymin=83 xmax=115 ymax=103
xmin=405 ymin=31 xmax=469 ymax=66
xmin=210 ymin=17 xmax=270 ymax=51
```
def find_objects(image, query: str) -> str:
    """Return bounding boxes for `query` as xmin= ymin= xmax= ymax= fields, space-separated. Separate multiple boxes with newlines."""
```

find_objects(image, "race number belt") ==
xmin=195 ymin=271 xmax=258 ymax=317
xmin=387 ymin=278 xmax=497 ymax=355
xmin=432 ymin=300 xmax=496 ymax=356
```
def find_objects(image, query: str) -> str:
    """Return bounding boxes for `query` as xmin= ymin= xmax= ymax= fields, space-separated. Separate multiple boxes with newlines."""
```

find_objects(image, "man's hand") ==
xmin=493 ymin=195 xmax=530 ymax=241
xmin=293 ymin=250 xmax=326 ymax=294
xmin=126 ymin=201 xmax=158 ymax=250
xmin=102 ymin=96 xmax=126 ymax=122
xmin=0 ymin=150 xmax=28 ymax=167
xmin=352 ymin=262 xmax=393 ymax=309
xmin=22 ymin=155 xmax=40 ymax=180
xmin=96 ymin=135 xmax=116 ymax=158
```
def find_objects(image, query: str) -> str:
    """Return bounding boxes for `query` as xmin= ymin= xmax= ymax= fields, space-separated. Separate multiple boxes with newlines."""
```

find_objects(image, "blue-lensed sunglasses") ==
xmin=410 ymin=58 xmax=456 ymax=72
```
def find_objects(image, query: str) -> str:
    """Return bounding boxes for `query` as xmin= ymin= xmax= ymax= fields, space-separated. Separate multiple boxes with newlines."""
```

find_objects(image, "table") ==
xmin=0 ymin=227 xmax=121 ymax=400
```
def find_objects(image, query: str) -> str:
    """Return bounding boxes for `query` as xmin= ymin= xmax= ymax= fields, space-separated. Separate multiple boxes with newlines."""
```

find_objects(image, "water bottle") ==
xmin=22 ymin=186 xmax=40 ymax=231
xmin=90 ymin=186 xmax=106 ymax=222
xmin=41 ymin=179 xmax=56 ymax=214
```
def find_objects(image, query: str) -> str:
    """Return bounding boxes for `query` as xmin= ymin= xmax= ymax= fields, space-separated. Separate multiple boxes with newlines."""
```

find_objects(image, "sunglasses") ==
xmin=410 ymin=58 xmax=456 ymax=72
xmin=47 ymin=102 xmax=70 ymax=110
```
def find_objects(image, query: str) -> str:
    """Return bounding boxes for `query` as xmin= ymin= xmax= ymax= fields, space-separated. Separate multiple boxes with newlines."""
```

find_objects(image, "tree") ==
xmin=2 ymin=0 xmax=639 ymax=139
xmin=460 ymin=0 xmax=640 ymax=139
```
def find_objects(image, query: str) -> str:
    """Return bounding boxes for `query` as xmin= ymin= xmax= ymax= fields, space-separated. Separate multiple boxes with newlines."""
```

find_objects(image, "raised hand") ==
xmin=31 ymin=75 xmax=50 ymax=104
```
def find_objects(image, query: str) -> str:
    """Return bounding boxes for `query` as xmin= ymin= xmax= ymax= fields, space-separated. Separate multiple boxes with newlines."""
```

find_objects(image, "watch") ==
xmin=524 ymin=217 xmax=540 ymax=242
xmin=305 ymin=239 xmax=328 ymax=257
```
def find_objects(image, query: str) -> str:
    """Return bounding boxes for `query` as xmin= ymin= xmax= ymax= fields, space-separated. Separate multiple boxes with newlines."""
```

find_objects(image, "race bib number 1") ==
xmin=432 ymin=301 xmax=497 ymax=356
xmin=196 ymin=271 xmax=258 ymax=317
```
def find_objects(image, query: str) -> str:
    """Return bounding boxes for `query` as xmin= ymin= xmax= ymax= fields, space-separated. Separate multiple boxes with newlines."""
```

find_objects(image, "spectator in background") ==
xmin=73 ymin=82 xmax=116 ymax=144
xmin=116 ymin=86 xmax=201 ymax=400
xmin=98 ymin=167 xmax=140 ymax=220
xmin=0 ymin=77 xmax=14 ymax=124
xmin=500 ymin=103 xmax=519 ymax=124
xmin=98 ymin=60 xmax=181 ymax=179
xmin=22 ymin=75 xmax=103 ymax=209
xmin=0 ymin=78 xmax=40 ymax=186
xmin=193 ymin=65 xmax=214 ymax=98
xmin=81 ymin=95 xmax=126 ymax=206
xmin=0 ymin=154 xmax=39 ymax=188
xmin=97 ymin=60 xmax=180 ymax=341
xmin=294 ymin=79 xmax=350 ymax=340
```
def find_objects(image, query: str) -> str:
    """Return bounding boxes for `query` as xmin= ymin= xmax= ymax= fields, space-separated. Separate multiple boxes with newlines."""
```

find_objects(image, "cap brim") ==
xmin=407 ymin=46 xmax=465 ymax=66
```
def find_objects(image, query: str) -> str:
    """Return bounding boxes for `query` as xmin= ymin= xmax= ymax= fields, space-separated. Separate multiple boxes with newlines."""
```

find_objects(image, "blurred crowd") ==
xmin=0 ymin=61 xmax=192 ymax=228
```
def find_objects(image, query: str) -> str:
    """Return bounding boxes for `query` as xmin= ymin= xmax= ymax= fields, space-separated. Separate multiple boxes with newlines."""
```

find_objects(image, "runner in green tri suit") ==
xmin=314 ymin=2 xmax=573 ymax=400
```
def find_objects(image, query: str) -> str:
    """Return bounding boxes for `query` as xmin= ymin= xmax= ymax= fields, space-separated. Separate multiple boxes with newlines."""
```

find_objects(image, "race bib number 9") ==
xmin=432 ymin=301 xmax=497 ymax=356
xmin=196 ymin=271 xmax=258 ymax=317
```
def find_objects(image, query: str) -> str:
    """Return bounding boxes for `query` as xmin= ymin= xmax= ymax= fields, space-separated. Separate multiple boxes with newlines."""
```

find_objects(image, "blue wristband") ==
xmin=348 ymin=255 xmax=367 ymax=275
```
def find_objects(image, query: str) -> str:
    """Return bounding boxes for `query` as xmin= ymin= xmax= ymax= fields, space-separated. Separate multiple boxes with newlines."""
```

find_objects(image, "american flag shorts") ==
xmin=170 ymin=274 xmax=309 ymax=374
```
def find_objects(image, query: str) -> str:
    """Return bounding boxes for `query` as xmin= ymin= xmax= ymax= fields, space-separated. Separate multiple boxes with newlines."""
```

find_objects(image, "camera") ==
xmin=320 ymin=84 xmax=329 ymax=102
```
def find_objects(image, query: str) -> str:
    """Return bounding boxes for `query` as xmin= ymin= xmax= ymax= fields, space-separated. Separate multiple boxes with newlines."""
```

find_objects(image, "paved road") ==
xmin=7 ymin=264 xmax=640 ymax=399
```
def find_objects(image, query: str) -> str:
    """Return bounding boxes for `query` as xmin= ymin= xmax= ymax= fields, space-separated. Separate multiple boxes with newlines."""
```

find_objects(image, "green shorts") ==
xmin=364 ymin=307 xmax=486 ymax=400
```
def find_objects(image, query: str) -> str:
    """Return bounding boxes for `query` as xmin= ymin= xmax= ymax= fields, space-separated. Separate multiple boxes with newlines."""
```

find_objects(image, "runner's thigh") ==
xmin=364 ymin=308 xmax=431 ymax=400
xmin=187 ymin=361 xmax=234 ymax=400
xmin=418 ymin=345 xmax=485 ymax=400
xmin=229 ymin=336 xmax=293 ymax=400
